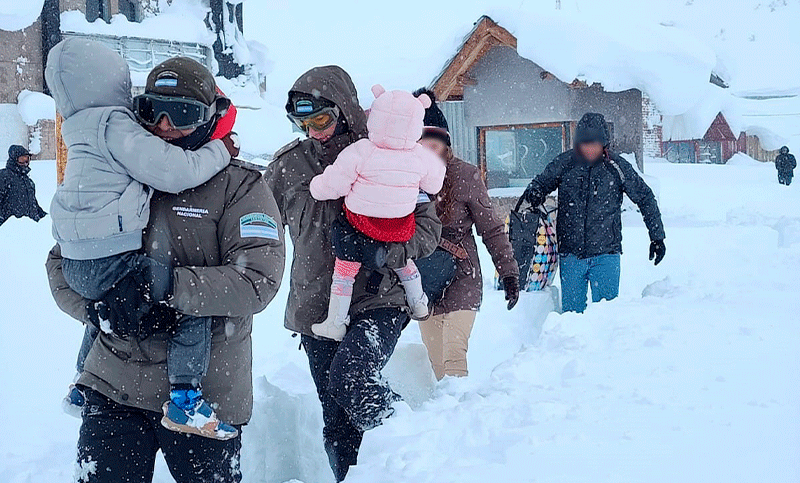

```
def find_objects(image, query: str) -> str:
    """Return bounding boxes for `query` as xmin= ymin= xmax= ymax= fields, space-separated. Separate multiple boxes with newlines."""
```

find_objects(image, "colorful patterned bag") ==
xmin=496 ymin=196 xmax=559 ymax=292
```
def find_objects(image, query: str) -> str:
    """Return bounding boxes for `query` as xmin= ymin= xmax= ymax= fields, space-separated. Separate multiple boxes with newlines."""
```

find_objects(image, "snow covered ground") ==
xmin=1 ymin=158 xmax=798 ymax=482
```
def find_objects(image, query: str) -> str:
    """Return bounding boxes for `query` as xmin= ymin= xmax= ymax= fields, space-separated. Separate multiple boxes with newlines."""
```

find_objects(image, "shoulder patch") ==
xmin=240 ymin=213 xmax=280 ymax=240
xmin=273 ymin=138 xmax=302 ymax=160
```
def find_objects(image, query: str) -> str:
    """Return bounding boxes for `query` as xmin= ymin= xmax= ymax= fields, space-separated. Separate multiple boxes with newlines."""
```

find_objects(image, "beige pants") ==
xmin=419 ymin=310 xmax=477 ymax=380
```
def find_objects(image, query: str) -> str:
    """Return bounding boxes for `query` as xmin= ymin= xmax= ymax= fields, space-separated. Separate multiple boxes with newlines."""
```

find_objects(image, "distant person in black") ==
xmin=775 ymin=146 xmax=796 ymax=186
xmin=0 ymin=145 xmax=46 ymax=226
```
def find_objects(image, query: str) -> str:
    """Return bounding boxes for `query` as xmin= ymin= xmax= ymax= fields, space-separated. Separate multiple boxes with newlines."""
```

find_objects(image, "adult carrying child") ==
xmin=309 ymin=85 xmax=446 ymax=341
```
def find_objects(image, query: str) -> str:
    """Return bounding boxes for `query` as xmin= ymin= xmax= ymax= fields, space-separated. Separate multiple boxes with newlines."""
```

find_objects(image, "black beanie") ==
xmin=413 ymin=87 xmax=450 ymax=146
xmin=574 ymin=113 xmax=611 ymax=147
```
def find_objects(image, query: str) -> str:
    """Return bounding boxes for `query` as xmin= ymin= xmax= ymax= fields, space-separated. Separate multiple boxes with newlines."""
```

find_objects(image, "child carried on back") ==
xmin=310 ymin=85 xmax=446 ymax=341
xmin=46 ymin=38 xmax=238 ymax=440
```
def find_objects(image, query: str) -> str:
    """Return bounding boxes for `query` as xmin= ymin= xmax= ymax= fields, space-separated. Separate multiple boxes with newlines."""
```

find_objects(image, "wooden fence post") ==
xmin=56 ymin=113 xmax=67 ymax=184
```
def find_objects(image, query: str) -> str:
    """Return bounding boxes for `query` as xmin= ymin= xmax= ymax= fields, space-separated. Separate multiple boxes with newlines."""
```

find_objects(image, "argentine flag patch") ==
xmin=240 ymin=213 xmax=279 ymax=240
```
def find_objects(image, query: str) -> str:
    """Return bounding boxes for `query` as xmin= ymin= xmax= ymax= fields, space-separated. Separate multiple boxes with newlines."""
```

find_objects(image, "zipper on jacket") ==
xmin=118 ymin=215 xmax=123 ymax=232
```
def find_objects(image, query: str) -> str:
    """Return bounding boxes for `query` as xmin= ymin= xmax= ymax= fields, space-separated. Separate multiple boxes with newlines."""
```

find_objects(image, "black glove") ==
xmin=331 ymin=215 xmax=387 ymax=270
xmin=523 ymin=182 xmax=543 ymax=207
xmin=503 ymin=275 xmax=520 ymax=310
xmin=139 ymin=257 xmax=174 ymax=303
xmin=649 ymin=239 xmax=666 ymax=266
xmin=95 ymin=271 xmax=153 ymax=338
xmin=139 ymin=304 xmax=182 ymax=339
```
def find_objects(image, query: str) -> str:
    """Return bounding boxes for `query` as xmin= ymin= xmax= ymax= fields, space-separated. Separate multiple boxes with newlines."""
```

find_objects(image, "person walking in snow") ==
xmin=46 ymin=55 xmax=284 ymax=483
xmin=265 ymin=66 xmax=441 ymax=482
xmin=775 ymin=146 xmax=796 ymax=186
xmin=523 ymin=113 xmax=666 ymax=313
xmin=0 ymin=145 xmax=46 ymax=226
xmin=309 ymin=85 xmax=446 ymax=341
xmin=412 ymin=88 xmax=519 ymax=380
xmin=46 ymin=39 xmax=242 ymax=440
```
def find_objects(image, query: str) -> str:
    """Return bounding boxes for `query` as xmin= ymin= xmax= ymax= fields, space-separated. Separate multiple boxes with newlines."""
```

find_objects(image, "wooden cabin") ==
xmin=661 ymin=113 xmax=747 ymax=164
xmin=430 ymin=16 xmax=645 ymax=190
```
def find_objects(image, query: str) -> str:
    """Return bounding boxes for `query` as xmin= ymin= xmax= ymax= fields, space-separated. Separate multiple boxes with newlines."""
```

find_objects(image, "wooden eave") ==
xmin=431 ymin=16 xmax=517 ymax=101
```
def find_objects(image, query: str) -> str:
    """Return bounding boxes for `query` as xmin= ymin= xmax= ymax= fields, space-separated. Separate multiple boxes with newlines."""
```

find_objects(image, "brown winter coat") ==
xmin=46 ymin=160 xmax=285 ymax=425
xmin=264 ymin=65 xmax=442 ymax=337
xmin=434 ymin=155 xmax=518 ymax=315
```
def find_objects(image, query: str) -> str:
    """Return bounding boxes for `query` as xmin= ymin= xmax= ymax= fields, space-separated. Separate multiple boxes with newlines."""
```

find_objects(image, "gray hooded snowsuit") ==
xmin=45 ymin=38 xmax=230 ymax=260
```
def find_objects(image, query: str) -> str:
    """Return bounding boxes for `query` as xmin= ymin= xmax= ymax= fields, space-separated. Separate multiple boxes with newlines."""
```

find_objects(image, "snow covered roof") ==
xmin=60 ymin=3 xmax=214 ymax=46
xmin=430 ymin=16 xmax=517 ymax=100
xmin=662 ymin=84 xmax=800 ymax=152
xmin=485 ymin=10 xmax=716 ymax=116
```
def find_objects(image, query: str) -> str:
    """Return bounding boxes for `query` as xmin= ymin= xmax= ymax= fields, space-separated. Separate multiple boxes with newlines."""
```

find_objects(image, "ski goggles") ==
xmin=287 ymin=105 xmax=340 ymax=133
xmin=133 ymin=94 xmax=218 ymax=130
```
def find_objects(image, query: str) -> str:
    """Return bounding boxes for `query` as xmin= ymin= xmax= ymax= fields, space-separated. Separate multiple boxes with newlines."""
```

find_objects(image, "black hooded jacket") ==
xmin=525 ymin=113 xmax=665 ymax=259
xmin=776 ymin=148 xmax=796 ymax=175
xmin=0 ymin=147 xmax=46 ymax=226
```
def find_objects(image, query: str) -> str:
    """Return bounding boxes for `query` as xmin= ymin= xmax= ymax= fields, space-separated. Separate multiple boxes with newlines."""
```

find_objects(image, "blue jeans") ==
xmin=559 ymin=254 xmax=621 ymax=313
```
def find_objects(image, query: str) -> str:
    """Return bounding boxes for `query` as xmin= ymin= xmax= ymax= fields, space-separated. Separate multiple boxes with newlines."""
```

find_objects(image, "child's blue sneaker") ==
xmin=62 ymin=384 xmax=85 ymax=419
xmin=160 ymin=388 xmax=238 ymax=441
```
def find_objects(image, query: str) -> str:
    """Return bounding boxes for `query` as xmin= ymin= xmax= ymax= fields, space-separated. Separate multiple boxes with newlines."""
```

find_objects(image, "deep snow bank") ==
xmin=1 ymin=161 xmax=799 ymax=483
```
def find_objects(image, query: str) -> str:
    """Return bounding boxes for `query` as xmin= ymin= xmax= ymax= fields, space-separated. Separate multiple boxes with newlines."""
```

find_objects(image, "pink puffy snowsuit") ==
xmin=310 ymin=85 xmax=446 ymax=223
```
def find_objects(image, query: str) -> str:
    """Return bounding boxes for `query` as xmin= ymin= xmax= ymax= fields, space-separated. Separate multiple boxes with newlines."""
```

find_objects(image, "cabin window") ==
xmin=663 ymin=141 xmax=723 ymax=164
xmin=479 ymin=123 xmax=569 ymax=189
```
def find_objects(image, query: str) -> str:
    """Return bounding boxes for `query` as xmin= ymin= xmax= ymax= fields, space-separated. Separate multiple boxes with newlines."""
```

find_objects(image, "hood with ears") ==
xmin=45 ymin=38 xmax=132 ymax=120
xmin=367 ymin=85 xmax=431 ymax=150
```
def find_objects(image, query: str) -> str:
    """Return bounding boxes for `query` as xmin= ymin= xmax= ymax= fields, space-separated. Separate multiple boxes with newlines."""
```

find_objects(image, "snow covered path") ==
xmin=0 ymin=160 xmax=798 ymax=482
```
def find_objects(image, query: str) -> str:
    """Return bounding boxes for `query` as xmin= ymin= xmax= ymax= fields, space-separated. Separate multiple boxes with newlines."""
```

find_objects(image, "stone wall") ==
xmin=0 ymin=21 xmax=44 ymax=104
xmin=32 ymin=119 xmax=57 ymax=160
xmin=642 ymin=93 xmax=663 ymax=161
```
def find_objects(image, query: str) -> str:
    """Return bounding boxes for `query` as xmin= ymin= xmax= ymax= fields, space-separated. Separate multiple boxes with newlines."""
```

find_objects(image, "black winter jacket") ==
xmin=0 ymin=158 xmax=46 ymax=226
xmin=526 ymin=150 xmax=665 ymax=259
xmin=776 ymin=153 xmax=796 ymax=175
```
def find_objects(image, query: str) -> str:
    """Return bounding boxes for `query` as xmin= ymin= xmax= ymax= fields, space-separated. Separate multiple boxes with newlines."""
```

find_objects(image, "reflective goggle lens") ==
xmin=301 ymin=112 xmax=336 ymax=131
xmin=134 ymin=95 xmax=212 ymax=130
xmin=288 ymin=106 xmax=339 ymax=133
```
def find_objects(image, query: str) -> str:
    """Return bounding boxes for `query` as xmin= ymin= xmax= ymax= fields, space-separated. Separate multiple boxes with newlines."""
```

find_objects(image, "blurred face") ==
xmin=420 ymin=137 xmax=449 ymax=160
xmin=148 ymin=115 xmax=197 ymax=141
xmin=16 ymin=155 xmax=31 ymax=166
xmin=307 ymin=122 xmax=337 ymax=143
xmin=578 ymin=142 xmax=604 ymax=162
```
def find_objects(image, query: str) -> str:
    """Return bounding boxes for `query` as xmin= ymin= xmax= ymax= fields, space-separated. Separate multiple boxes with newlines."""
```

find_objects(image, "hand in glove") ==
xmin=93 ymin=272 xmax=153 ymax=338
xmin=523 ymin=182 xmax=544 ymax=207
xmin=139 ymin=257 xmax=174 ymax=303
xmin=503 ymin=275 xmax=520 ymax=310
xmin=221 ymin=132 xmax=241 ymax=158
xmin=139 ymin=304 xmax=182 ymax=339
xmin=649 ymin=239 xmax=666 ymax=266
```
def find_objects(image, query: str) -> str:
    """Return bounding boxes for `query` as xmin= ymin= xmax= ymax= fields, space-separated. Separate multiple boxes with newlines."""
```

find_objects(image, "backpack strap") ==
xmin=604 ymin=150 xmax=627 ymax=187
